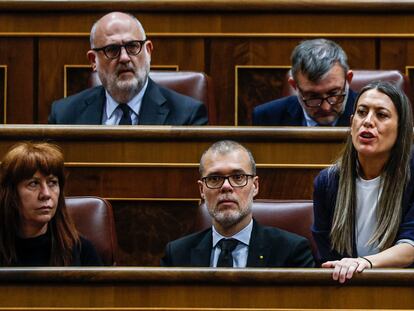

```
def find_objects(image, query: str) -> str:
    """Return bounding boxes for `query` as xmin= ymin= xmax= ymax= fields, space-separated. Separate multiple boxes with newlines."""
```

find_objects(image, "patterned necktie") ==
xmin=118 ymin=104 xmax=132 ymax=125
xmin=217 ymin=238 xmax=239 ymax=267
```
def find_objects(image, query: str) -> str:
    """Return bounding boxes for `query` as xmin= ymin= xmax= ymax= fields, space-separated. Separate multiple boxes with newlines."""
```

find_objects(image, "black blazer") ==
xmin=161 ymin=220 xmax=315 ymax=267
xmin=48 ymin=78 xmax=208 ymax=125
xmin=252 ymin=89 xmax=357 ymax=126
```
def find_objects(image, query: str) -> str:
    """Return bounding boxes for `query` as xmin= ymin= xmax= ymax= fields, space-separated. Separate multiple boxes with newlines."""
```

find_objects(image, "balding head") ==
xmin=90 ymin=12 xmax=146 ymax=48
xmin=199 ymin=140 xmax=256 ymax=177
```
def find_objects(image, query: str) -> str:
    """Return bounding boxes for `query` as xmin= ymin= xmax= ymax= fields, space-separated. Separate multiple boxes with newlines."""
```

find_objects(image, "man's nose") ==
xmin=319 ymin=98 xmax=332 ymax=111
xmin=220 ymin=178 xmax=233 ymax=192
xmin=118 ymin=46 xmax=131 ymax=62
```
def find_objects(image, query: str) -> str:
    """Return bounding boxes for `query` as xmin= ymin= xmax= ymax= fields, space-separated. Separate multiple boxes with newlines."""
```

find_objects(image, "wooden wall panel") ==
xmin=256 ymin=168 xmax=320 ymax=200
xmin=0 ymin=38 xmax=34 ymax=124
xmin=38 ymin=37 xmax=90 ymax=124
xmin=334 ymin=39 xmax=377 ymax=69
xmin=65 ymin=167 xmax=201 ymax=198
xmin=64 ymin=166 xmax=319 ymax=200
xmin=381 ymin=39 xmax=414 ymax=73
xmin=0 ymin=12 xmax=97 ymax=33
xmin=237 ymin=66 xmax=290 ymax=125
xmin=110 ymin=200 xmax=199 ymax=266
xmin=0 ymin=127 xmax=345 ymax=197
xmin=216 ymin=12 xmax=414 ymax=34
xmin=209 ymin=39 xmax=298 ymax=125
xmin=0 ymin=126 xmax=347 ymax=163
xmin=0 ymin=11 xmax=413 ymax=35
xmin=380 ymin=39 xmax=414 ymax=102
xmin=0 ymin=67 xmax=6 ymax=123
xmin=150 ymin=38 xmax=205 ymax=71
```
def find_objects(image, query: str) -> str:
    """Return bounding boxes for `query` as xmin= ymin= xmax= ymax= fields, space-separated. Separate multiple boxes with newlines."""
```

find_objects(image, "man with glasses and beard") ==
xmin=49 ymin=12 xmax=208 ymax=125
xmin=161 ymin=140 xmax=314 ymax=267
xmin=253 ymin=39 xmax=356 ymax=126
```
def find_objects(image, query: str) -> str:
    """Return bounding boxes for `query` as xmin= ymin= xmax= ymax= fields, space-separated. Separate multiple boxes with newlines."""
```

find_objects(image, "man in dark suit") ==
xmin=253 ymin=39 xmax=355 ymax=126
xmin=161 ymin=140 xmax=314 ymax=267
xmin=49 ymin=12 xmax=208 ymax=125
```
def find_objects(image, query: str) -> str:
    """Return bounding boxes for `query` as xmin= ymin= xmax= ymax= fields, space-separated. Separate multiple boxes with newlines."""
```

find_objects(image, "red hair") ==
xmin=0 ymin=142 xmax=79 ymax=265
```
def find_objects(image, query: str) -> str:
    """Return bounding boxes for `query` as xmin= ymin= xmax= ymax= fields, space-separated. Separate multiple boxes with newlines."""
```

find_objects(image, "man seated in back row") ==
xmin=253 ymin=39 xmax=356 ymax=126
xmin=49 ymin=12 xmax=208 ymax=125
xmin=161 ymin=140 xmax=314 ymax=267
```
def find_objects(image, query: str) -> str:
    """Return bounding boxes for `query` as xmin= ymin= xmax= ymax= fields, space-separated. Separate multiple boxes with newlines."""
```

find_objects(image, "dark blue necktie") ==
xmin=118 ymin=104 xmax=132 ymax=125
xmin=217 ymin=238 xmax=239 ymax=267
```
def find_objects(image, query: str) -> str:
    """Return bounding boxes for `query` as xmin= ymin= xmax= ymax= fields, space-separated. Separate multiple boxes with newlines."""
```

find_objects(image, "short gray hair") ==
xmin=291 ymin=38 xmax=349 ymax=82
xmin=199 ymin=140 xmax=256 ymax=176
xmin=89 ymin=12 xmax=146 ymax=48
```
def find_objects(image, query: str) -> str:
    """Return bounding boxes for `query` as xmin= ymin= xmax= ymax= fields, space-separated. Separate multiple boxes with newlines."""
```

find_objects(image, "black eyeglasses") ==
xmin=92 ymin=40 xmax=147 ymax=59
xmin=298 ymin=81 xmax=347 ymax=108
xmin=201 ymin=174 xmax=255 ymax=189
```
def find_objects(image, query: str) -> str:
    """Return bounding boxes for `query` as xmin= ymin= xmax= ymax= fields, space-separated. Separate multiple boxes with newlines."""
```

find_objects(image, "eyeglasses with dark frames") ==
xmin=298 ymin=81 xmax=347 ymax=108
xmin=92 ymin=40 xmax=148 ymax=59
xmin=201 ymin=174 xmax=255 ymax=189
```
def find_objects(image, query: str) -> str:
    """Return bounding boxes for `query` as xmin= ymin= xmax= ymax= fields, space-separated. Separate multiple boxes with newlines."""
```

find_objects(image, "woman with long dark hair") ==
xmin=313 ymin=81 xmax=414 ymax=282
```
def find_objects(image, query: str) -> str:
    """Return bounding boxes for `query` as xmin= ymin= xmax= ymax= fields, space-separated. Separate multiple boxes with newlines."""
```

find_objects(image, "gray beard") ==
xmin=109 ymin=78 xmax=142 ymax=103
xmin=99 ymin=63 xmax=149 ymax=103
xmin=207 ymin=200 xmax=252 ymax=229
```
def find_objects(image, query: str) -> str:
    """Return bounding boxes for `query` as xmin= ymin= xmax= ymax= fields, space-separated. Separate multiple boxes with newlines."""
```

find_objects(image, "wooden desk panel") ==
xmin=0 ymin=126 xmax=343 ymax=200
xmin=0 ymin=125 xmax=347 ymax=161
xmin=64 ymin=166 xmax=320 ymax=200
xmin=0 ymin=268 xmax=413 ymax=309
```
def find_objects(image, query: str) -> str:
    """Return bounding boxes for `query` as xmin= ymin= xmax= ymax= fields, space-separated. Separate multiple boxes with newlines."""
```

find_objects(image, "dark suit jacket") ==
xmin=48 ymin=78 xmax=208 ymax=125
xmin=161 ymin=220 xmax=315 ymax=267
xmin=252 ymin=89 xmax=357 ymax=126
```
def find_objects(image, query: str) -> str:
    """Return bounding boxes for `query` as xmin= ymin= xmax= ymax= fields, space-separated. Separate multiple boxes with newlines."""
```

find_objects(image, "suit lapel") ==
xmin=246 ymin=220 xmax=271 ymax=267
xmin=78 ymin=86 xmax=106 ymax=124
xmin=286 ymin=97 xmax=305 ymax=126
xmin=190 ymin=229 xmax=213 ymax=267
xmin=138 ymin=78 xmax=170 ymax=125
xmin=337 ymin=89 xmax=356 ymax=126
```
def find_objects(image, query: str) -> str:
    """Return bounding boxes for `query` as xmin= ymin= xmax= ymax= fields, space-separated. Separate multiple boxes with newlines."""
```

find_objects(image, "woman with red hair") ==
xmin=0 ymin=142 xmax=102 ymax=266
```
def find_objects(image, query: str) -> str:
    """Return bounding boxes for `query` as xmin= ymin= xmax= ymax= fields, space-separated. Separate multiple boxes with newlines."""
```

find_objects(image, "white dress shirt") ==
xmin=101 ymin=79 xmax=148 ymax=125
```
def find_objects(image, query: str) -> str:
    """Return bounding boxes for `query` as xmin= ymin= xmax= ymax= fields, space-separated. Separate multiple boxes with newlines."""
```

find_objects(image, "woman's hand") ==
xmin=322 ymin=257 xmax=372 ymax=283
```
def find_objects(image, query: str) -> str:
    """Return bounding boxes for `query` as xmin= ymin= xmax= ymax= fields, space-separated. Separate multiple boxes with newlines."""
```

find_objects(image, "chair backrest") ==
xmin=65 ymin=196 xmax=118 ymax=266
xmin=150 ymin=71 xmax=214 ymax=109
xmin=194 ymin=199 xmax=317 ymax=258
xmin=90 ymin=70 xmax=215 ymax=123
xmin=282 ymin=69 xmax=410 ymax=97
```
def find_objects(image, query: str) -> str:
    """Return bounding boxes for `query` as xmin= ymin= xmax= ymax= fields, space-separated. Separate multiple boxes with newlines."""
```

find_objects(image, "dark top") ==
xmin=161 ymin=220 xmax=315 ymax=267
xmin=312 ymin=155 xmax=414 ymax=263
xmin=252 ymin=89 xmax=357 ymax=126
xmin=14 ymin=232 xmax=102 ymax=266
xmin=48 ymin=78 xmax=208 ymax=125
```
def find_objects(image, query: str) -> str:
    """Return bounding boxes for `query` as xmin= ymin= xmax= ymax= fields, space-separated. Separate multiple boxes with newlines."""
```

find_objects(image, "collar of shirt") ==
xmin=102 ymin=78 xmax=148 ymax=125
xmin=212 ymin=219 xmax=253 ymax=248
xmin=299 ymin=87 xmax=349 ymax=127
